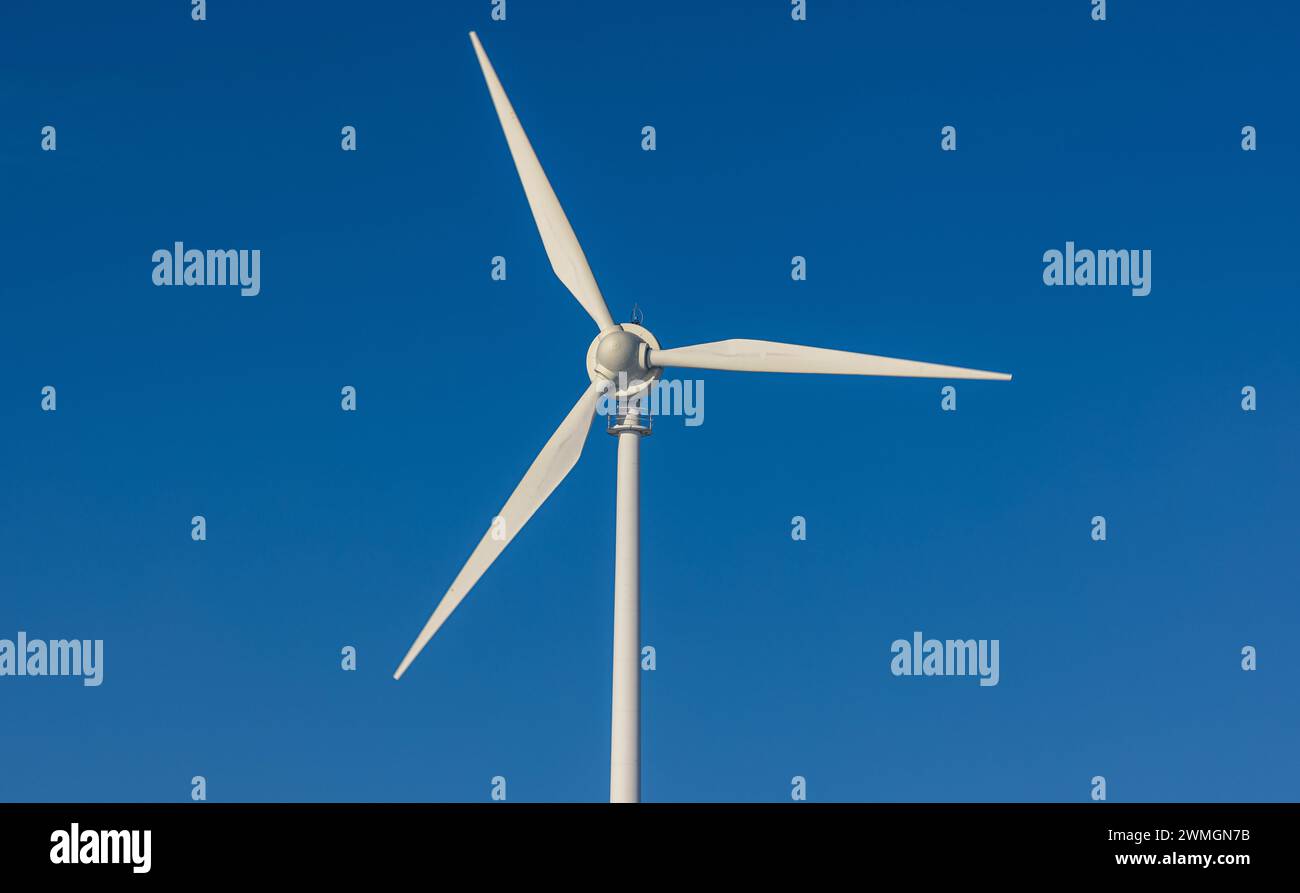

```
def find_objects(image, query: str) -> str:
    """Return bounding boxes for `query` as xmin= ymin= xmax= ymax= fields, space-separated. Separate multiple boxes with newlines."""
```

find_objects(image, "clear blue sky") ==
xmin=2 ymin=0 xmax=1297 ymax=802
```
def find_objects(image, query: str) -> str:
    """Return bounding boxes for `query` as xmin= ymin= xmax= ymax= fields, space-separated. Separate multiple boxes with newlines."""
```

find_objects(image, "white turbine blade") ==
xmin=469 ymin=31 xmax=616 ymax=332
xmin=648 ymin=339 xmax=1011 ymax=380
xmin=394 ymin=381 xmax=603 ymax=680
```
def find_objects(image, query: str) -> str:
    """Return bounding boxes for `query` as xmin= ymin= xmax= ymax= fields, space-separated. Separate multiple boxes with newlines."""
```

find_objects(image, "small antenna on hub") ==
xmin=630 ymin=302 xmax=644 ymax=325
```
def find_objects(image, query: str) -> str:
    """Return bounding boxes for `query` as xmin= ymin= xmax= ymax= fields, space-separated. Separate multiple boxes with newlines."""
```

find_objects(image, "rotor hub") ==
xmin=587 ymin=323 xmax=662 ymax=398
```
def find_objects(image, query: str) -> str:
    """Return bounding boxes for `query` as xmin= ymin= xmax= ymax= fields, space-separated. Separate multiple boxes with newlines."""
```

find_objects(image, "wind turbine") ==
xmin=394 ymin=31 xmax=1012 ymax=803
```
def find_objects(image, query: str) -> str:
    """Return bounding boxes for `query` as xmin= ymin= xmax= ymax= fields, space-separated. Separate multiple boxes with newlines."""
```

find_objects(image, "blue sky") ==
xmin=2 ymin=0 xmax=1297 ymax=802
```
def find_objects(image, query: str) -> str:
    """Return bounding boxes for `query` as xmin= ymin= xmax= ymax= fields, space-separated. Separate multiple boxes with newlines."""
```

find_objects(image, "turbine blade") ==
xmin=648 ymin=339 xmax=1011 ymax=380
xmin=394 ymin=380 xmax=603 ymax=680
xmin=469 ymin=31 xmax=616 ymax=331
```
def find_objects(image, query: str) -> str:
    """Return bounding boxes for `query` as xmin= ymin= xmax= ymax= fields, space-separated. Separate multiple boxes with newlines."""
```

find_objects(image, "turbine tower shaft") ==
xmin=610 ymin=423 xmax=642 ymax=803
